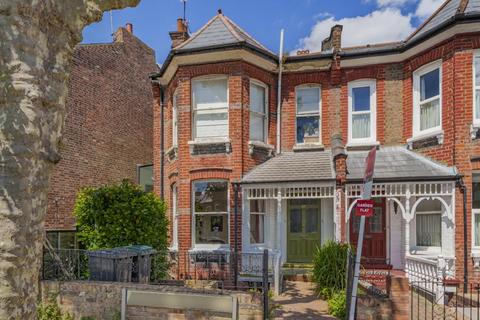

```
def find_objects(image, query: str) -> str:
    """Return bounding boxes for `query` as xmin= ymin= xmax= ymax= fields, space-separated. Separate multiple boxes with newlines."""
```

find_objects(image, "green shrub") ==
xmin=37 ymin=298 xmax=74 ymax=320
xmin=312 ymin=241 xmax=350 ymax=297
xmin=74 ymin=180 xmax=169 ymax=278
xmin=327 ymin=290 xmax=346 ymax=319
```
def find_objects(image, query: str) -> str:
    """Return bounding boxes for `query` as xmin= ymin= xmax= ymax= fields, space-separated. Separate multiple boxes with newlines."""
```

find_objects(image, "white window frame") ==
xmin=473 ymin=50 xmax=480 ymax=127
xmin=249 ymin=199 xmax=266 ymax=246
xmin=414 ymin=209 xmax=442 ymax=252
xmin=191 ymin=75 xmax=229 ymax=142
xmin=347 ymin=79 xmax=377 ymax=145
xmin=249 ymin=79 xmax=268 ymax=143
xmin=295 ymin=84 xmax=322 ymax=145
xmin=170 ymin=184 xmax=179 ymax=251
xmin=172 ymin=90 xmax=178 ymax=148
xmin=472 ymin=172 xmax=480 ymax=250
xmin=192 ymin=179 xmax=230 ymax=250
xmin=412 ymin=60 xmax=442 ymax=138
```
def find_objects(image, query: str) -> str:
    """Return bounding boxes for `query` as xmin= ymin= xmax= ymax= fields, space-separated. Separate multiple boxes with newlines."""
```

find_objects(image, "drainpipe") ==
xmin=233 ymin=181 xmax=240 ymax=289
xmin=457 ymin=176 xmax=468 ymax=292
xmin=276 ymin=30 xmax=284 ymax=155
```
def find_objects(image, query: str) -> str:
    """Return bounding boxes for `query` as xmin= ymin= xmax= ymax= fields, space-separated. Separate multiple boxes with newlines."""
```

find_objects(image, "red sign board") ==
xmin=355 ymin=199 xmax=375 ymax=217
xmin=363 ymin=147 xmax=377 ymax=183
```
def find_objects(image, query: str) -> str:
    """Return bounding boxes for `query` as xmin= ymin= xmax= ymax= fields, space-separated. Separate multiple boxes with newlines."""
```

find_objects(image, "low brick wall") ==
xmin=40 ymin=281 xmax=263 ymax=320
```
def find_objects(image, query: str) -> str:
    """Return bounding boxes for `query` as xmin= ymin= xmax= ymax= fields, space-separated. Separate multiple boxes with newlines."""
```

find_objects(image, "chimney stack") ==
xmin=125 ymin=23 xmax=133 ymax=34
xmin=321 ymin=24 xmax=343 ymax=52
xmin=169 ymin=18 xmax=189 ymax=48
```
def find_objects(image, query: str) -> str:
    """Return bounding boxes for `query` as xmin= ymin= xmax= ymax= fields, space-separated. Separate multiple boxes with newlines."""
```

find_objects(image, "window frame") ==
xmin=347 ymin=79 xmax=377 ymax=145
xmin=172 ymin=90 xmax=179 ymax=148
xmin=414 ymin=207 xmax=442 ymax=251
xmin=191 ymin=75 xmax=229 ymax=141
xmin=249 ymin=79 xmax=269 ymax=143
xmin=472 ymin=172 xmax=480 ymax=250
xmin=249 ymin=199 xmax=266 ymax=246
xmin=191 ymin=179 xmax=230 ymax=250
xmin=295 ymin=84 xmax=322 ymax=145
xmin=473 ymin=50 xmax=480 ymax=126
xmin=170 ymin=184 xmax=179 ymax=251
xmin=412 ymin=60 xmax=443 ymax=138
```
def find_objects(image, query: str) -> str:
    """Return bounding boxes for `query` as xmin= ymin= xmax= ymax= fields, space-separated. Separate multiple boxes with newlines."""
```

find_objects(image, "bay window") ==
xmin=413 ymin=61 xmax=442 ymax=137
xmin=250 ymin=200 xmax=265 ymax=244
xmin=474 ymin=51 xmax=480 ymax=124
xmin=193 ymin=181 xmax=228 ymax=246
xmin=348 ymin=80 xmax=376 ymax=144
xmin=192 ymin=77 xmax=228 ymax=140
xmin=473 ymin=174 xmax=480 ymax=247
xmin=250 ymin=80 xmax=268 ymax=142
xmin=296 ymin=85 xmax=321 ymax=144
xmin=415 ymin=199 xmax=442 ymax=248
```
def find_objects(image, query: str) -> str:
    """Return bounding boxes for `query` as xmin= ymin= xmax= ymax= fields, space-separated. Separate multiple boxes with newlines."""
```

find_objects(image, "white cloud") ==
xmin=376 ymin=0 xmax=412 ymax=7
xmin=415 ymin=0 xmax=444 ymax=18
xmin=295 ymin=8 xmax=415 ymax=52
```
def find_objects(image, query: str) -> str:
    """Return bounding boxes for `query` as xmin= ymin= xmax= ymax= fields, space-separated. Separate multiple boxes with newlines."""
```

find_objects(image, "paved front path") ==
xmin=273 ymin=281 xmax=337 ymax=319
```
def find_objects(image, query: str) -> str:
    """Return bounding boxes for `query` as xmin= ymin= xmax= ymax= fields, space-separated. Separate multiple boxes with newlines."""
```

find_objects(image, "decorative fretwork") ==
xmin=245 ymin=185 xmax=335 ymax=200
xmin=346 ymin=182 xmax=454 ymax=199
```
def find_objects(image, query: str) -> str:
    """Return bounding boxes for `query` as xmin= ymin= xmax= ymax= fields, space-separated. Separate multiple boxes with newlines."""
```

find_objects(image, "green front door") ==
xmin=287 ymin=199 xmax=322 ymax=263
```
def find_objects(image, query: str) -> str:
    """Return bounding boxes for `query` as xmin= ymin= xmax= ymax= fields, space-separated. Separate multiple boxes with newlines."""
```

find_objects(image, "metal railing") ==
xmin=410 ymin=280 xmax=480 ymax=319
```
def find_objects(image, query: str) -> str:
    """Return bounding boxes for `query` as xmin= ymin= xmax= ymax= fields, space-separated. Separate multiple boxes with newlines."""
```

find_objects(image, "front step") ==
xmin=282 ymin=263 xmax=314 ymax=282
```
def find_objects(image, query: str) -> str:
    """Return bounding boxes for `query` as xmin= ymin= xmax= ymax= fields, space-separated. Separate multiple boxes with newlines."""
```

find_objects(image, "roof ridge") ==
xmin=406 ymin=0 xmax=454 ymax=41
xmin=221 ymin=14 xmax=272 ymax=53
xmin=174 ymin=14 xmax=219 ymax=50
xmin=218 ymin=14 xmax=244 ymax=42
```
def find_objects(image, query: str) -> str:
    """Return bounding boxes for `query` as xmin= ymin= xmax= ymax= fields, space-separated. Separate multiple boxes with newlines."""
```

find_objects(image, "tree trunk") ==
xmin=0 ymin=1 xmax=140 ymax=318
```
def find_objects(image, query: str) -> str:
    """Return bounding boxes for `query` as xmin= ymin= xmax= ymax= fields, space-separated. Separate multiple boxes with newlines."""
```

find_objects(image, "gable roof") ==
xmin=346 ymin=146 xmax=457 ymax=181
xmin=175 ymin=12 xmax=273 ymax=55
xmin=408 ymin=0 xmax=480 ymax=42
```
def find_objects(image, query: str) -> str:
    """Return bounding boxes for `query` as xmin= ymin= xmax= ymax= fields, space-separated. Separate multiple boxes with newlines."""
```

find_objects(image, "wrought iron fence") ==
xmin=410 ymin=280 xmax=480 ymax=319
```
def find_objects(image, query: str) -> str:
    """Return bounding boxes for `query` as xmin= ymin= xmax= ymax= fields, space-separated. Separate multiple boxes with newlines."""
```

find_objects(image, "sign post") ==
xmin=348 ymin=147 xmax=376 ymax=320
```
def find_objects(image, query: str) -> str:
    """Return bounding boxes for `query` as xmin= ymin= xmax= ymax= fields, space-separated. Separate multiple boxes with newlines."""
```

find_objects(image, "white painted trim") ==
xmin=172 ymin=89 xmax=179 ymax=148
xmin=191 ymin=75 xmax=229 ymax=140
xmin=191 ymin=179 xmax=230 ymax=250
xmin=294 ymin=84 xmax=322 ymax=145
xmin=347 ymin=79 xmax=377 ymax=145
xmin=249 ymin=79 xmax=269 ymax=144
xmin=170 ymin=184 xmax=179 ymax=251
xmin=473 ymin=50 xmax=480 ymax=127
xmin=412 ymin=60 xmax=443 ymax=138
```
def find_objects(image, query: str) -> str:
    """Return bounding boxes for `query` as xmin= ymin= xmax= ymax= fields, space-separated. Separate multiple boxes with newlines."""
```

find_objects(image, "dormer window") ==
xmin=249 ymin=80 xmax=268 ymax=143
xmin=295 ymin=85 xmax=321 ymax=144
xmin=348 ymin=80 xmax=376 ymax=145
xmin=413 ymin=60 xmax=442 ymax=137
xmin=192 ymin=77 xmax=228 ymax=140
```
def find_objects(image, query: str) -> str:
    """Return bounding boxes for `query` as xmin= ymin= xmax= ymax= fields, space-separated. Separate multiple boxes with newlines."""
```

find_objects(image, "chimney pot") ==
xmin=176 ymin=18 xmax=187 ymax=33
xmin=125 ymin=23 xmax=133 ymax=34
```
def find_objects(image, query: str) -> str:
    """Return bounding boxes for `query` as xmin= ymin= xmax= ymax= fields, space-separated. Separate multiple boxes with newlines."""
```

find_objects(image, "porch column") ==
xmin=276 ymin=189 xmax=282 ymax=251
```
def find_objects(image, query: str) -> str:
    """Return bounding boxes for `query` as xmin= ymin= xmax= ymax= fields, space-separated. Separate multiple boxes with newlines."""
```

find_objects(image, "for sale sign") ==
xmin=355 ymin=199 xmax=375 ymax=217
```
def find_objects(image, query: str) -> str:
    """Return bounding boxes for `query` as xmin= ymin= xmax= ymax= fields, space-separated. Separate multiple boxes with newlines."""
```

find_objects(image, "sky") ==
xmin=82 ymin=0 xmax=445 ymax=63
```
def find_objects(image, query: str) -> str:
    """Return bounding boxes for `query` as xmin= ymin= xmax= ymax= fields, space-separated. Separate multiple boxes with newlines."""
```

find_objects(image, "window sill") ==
xmin=165 ymin=146 xmax=178 ymax=161
xmin=293 ymin=143 xmax=325 ymax=152
xmin=407 ymin=130 xmax=444 ymax=150
xmin=410 ymin=246 xmax=442 ymax=256
xmin=471 ymin=124 xmax=480 ymax=140
xmin=188 ymin=138 xmax=231 ymax=155
xmin=346 ymin=141 xmax=379 ymax=151
xmin=472 ymin=251 xmax=480 ymax=269
xmin=248 ymin=141 xmax=274 ymax=156
xmin=189 ymin=246 xmax=230 ymax=253
xmin=168 ymin=246 xmax=178 ymax=252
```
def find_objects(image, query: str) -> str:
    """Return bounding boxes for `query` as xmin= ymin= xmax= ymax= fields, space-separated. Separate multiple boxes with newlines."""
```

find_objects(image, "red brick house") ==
xmin=151 ymin=0 xmax=480 ymax=293
xmin=45 ymin=25 xmax=157 ymax=249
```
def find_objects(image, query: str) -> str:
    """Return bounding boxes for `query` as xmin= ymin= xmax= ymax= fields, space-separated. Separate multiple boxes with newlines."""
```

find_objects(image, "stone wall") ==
xmin=40 ymin=281 xmax=263 ymax=320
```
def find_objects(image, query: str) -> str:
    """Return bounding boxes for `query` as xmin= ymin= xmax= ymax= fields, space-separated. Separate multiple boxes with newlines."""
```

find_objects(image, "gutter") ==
xmin=240 ymin=178 xmax=337 ymax=185
xmin=150 ymin=42 xmax=278 ymax=80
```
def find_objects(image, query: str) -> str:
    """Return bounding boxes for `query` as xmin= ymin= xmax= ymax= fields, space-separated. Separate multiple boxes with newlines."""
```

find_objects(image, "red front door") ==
xmin=350 ymin=198 xmax=386 ymax=263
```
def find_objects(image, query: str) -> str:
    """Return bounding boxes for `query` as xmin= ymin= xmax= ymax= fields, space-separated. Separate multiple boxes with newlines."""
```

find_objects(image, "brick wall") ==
xmin=45 ymin=28 xmax=157 ymax=230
